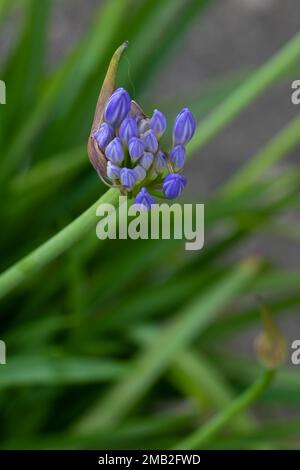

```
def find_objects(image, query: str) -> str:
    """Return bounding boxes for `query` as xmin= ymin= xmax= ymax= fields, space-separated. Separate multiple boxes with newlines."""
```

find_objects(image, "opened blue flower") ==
xmin=105 ymin=137 xmax=124 ymax=164
xmin=128 ymin=137 xmax=144 ymax=162
xmin=120 ymin=168 xmax=137 ymax=190
xmin=150 ymin=109 xmax=167 ymax=138
xmin=134 ymin=187 xmax=155 ymax=211
xmin=170 ymin=144 xmax=186 ymax=170
xmin=163 ymin=174 xmax=187 ymax=199
xmin=94 ymin=122 xmax=114 ymax=149
xmin=173 ymin=107 xmax=196 ymax=145
xmin=119 ymin=115 xmax=138 ymax=143
xmin=104 ymin=87 xmax=131 ymax=126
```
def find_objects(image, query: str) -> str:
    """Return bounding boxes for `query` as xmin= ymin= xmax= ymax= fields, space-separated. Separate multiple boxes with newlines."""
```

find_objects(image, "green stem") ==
xmin=173 ymin=368 xmax=276 ymax=450
xmin=0 ymin=188 xmax=119 ymax=299
xmin=1 ymin=32 xmax=300 ymax=299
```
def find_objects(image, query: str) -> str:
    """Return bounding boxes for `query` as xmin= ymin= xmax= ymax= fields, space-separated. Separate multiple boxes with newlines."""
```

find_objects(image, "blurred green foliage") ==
xmin=0 ymin=0 xmax=300 ymax=450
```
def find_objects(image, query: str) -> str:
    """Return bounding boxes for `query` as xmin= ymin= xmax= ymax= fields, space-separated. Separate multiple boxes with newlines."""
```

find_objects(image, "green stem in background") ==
xmin=1 ymin=31 xmax=300 ymax=299
xmin=0 ymin=189 xmax=119 ymax=300
xmin=173 ymin=368 xmax=276 ymax=450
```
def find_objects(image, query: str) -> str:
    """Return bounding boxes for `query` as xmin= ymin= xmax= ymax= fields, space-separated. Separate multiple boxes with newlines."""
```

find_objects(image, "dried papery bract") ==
xmin=88 ymin=41 xmax=129 ymax=181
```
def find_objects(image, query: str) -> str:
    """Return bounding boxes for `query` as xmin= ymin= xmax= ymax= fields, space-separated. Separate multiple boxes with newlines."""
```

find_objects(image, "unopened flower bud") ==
xmin=163 ymin=173 xmax=187 ymax=199
xmin=170 ymin=144 xmax=186 ymax=170
xmin=150 ymin=109 xmax=167 ymax=138
xmin=140 ymin=152 xmax=154 ymax=170
xmin=173 ymin=107 xmax=196 ymax=145
xmin=128 ymin=137 xmax=144 ymax=162
xmin=142 ymin=129 xmax=158 ymax=153
xmin=119 ymin=115 xmax=138 ymax=143
xmin=105 ymin=137 xmax=124 ymax=164
xmin=104 ymin=87 xmax=131 ymax=126
xmin=134 ymin=187 xmax=155 ymax=211
xmin=107 ymin=161 xmax=121 ymax=180
xmin=120 ymin=168 xmax=137 ymax=190
xmin=94 ymin=123 xmax=114 ymax=149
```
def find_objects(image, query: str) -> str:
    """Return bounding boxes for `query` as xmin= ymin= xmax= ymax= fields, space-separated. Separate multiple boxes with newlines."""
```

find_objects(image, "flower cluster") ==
xmin=92 ymin=87 xmax=196 ymax=210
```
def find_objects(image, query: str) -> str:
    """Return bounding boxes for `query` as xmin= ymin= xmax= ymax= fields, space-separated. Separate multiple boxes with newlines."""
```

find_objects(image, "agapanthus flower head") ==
xmin=170 ymin=144 xmax=186 ymax=170
xmin=173 ymin=107 xmax=196 ymax=145
xmin=104 ymin=87 xmax=131 ymax=126
xmin=89 ymin=80 xmax=196 ymax=208
xmin=163 ymin=174 xmax=187 ymax=199
xmin=128 ymin=137 xmax=144 ymax=162
xmin=120 ymin=168 xmax=137 ymax=190
xmin=134 ymin=187 xmax=155 ymax=211
xmin=94 ymin=122 xmax=114 ymax=149
xmin=142 ymin=129 xmax=159 ymax=153
xmin=105 ymin=137 xmax=124 ymax=164
xmin=119 ymin=115 xmax=138 ymax=143
xmin=150 ymin=109 xmax=167 ymax=138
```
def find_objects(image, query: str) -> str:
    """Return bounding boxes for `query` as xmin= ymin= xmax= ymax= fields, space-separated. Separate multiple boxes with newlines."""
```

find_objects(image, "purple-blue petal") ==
xmin=119 ymin=115 xmax=138 ymax=143
xmin=104 ymin=88 xmax=131 ymax=126
xmin=134 ymin=164 xmax=146 ymax=182
xmin=150 ymin=109 xmax=167 ymax=137
xmin=120 ymin=168 xmax=137 ymax=190
xmin=173 ymin=107 xmax=196 ymax=145
xmin=163 ymin=173 xmax=187 ymax=199
xmin=134 ymin=187 xmax=155 ymax=211
xmin=170 ymin=144 xmax=186 ymax=170
xmin=128 ymin=137 xmax=144 ymax=162
xmin=105 ymin=137 xmax=124 ymax=163
xmin=155 ymin=151 xmax=167 ymax=173
xmin=142 ymin=129 xmax=159 ymax=153
xmin=106 ymin=161 xmax=121 ymax=180
xmin=94 ymin=123 xmax=114 ymax=149
xmin=140 ymin=152 xmax=154 ymax=170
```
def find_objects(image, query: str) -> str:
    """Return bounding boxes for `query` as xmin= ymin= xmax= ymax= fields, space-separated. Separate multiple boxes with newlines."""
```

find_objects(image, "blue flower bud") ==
xmin=142 ymin=129 xmax=158 ymax=153
xmin=134 ymin=187 xmax=155 ymax=211
xmin=140 ymin=152 xmax=154 ymax=170
xmin=120 ymin=168 xmax=137 ymax=190
xmin=134 ymin=164 xmax=146 ymax=182
xmin=150 ymin=109 xmax=167 ymax=137
xmin=128 ymin=137 xmax=144 ymax=162
xmin=94 ymin=123 xmax=114 ymax=149
xmin=155 ymin=151 xmax=167 ymax=174
xmin=105 ymin=137 xmax=124 ymax=164
xmin=170 ymin=144 xmax=186 ymax=170
xmin=118 ymin=115 xmax=138 ymax=143
xmin=104 ymin=87 xmax=131 ymax=126
xmin=106 ymin=161 xmax=120 ymax=180
xmin=163 ymin=173 xmax=187 ymax=199
xmin=173 ymin=107 xmax=196 ymax=145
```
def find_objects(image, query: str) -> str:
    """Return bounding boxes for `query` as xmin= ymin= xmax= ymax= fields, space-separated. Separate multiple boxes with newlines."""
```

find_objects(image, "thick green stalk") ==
xmin=0 ymin=189 xmax=119 ymax=299
xmin=1 ymin=32 xmax=300 ymax=299
xmin=174 ymin=368 xmax=276 ymax=450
